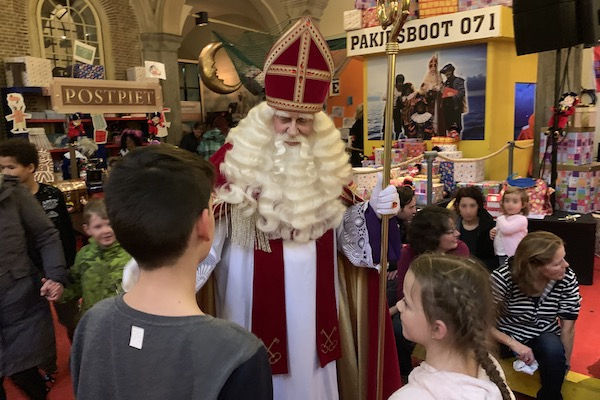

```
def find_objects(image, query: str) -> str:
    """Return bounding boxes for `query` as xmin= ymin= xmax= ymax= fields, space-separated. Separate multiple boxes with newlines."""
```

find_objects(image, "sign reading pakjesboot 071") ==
xmin=346 ymin=5 xmax=514 ymax=57
xmin=49 ymin=78 xmax=163 ymax=113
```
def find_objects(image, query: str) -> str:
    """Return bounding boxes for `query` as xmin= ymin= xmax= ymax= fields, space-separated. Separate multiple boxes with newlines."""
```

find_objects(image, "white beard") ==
xmin=217 ymin=102 xmax=351 ymax=243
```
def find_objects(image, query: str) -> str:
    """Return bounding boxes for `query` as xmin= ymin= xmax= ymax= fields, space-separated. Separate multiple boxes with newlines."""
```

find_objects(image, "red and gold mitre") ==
xmin=263 ymin=17 xmax=334 ymax=113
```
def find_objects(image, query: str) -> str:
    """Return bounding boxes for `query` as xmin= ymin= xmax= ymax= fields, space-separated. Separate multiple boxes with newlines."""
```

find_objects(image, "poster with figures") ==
xmin=366 ymin=43 xmax=487 ymax=141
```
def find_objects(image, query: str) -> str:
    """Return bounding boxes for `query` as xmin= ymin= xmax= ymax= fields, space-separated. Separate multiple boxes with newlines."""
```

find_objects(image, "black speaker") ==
xmin=513 ymin=0 xmax=580 ymax=55
xmin=577 ymin=0 xmax=600 ymax=47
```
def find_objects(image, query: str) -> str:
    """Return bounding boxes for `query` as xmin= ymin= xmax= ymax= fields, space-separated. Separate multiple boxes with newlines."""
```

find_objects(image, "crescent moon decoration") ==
xmin=198 ymin=42 xmax=242 ymax=94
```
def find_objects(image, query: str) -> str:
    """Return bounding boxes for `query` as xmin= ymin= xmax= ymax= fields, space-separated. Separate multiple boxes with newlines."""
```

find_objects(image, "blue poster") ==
xmin=367 ymin=43 xmax=487 ymax=140
xmin=513 ymin=83 xmax=536 ymax=140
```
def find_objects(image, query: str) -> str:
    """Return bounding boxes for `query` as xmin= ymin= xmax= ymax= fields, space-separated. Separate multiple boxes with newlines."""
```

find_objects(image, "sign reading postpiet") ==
xmin=50 ymin=78 xmax=163 ymax=113
xmin=347 ymin=5 xmax=513 ymax=57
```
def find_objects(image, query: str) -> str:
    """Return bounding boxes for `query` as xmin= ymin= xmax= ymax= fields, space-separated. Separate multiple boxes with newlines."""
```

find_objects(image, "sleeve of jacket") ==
xmin=17 ymin=185 xmax=67 ymax=284
xmin=55 ymin=187 xmax=77 ymax=267
xmin=61 ymin=249 xmax=86 ymax=302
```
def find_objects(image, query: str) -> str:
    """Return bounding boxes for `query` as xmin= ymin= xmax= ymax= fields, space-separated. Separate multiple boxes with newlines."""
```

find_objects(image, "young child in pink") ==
xmin=490 ymin=187 xmax=529 ymax=266
xmin=389 ymin=254 xmax=515 ymax=400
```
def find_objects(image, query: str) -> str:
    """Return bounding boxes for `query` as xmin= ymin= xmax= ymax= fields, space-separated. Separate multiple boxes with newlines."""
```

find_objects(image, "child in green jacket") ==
xmin=62 ymin=199 xmax=131 ymax=316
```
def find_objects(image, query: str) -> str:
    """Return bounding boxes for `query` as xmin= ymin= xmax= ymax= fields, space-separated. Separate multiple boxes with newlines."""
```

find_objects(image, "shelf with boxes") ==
xmin=1 ymin=82 xmax=152 ymax=150
xmin=2 ymin=56 xmax=163 ymax=140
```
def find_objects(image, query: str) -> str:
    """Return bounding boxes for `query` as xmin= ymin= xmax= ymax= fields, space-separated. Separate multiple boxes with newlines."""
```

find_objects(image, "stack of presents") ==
xmin=4 ymin=56 xmax=158 ymax=85
xmin=344 ymin=0 xmax=512 ymax=31
xmin=353 ymin=138 xmax=504 ymax=209
xmin=539 ymin=105 xmax=599 ymax=214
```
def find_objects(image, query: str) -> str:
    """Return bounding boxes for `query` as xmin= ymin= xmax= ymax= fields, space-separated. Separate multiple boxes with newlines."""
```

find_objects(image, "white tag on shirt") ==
xmin=129 ymin=326 xmax=144 ymax=350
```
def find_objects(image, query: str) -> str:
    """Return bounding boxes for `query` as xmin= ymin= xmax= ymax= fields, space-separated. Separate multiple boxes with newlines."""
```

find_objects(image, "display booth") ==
xmin=348 ymin=5 xmax=536 ymax=181
xmin=340 ymin=4 xmax=599 ymax=287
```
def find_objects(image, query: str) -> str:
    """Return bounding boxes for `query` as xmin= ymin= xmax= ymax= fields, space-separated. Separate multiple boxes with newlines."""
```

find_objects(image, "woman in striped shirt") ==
xmin=491 ymin=231 xmax=581 ymax=400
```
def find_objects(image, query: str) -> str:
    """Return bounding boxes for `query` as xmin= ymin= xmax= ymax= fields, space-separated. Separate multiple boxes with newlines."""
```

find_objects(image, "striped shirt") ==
xmin=491 ymin=263 xmax=581 ymax=342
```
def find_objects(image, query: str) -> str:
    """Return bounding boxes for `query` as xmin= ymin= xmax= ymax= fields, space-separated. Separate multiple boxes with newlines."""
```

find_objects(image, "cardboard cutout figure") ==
xmin=5 ymin=93 xmax=32 ymax=133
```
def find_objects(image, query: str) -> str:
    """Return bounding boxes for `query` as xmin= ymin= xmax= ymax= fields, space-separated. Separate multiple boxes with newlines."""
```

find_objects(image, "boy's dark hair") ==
xmin=83 ymin=198 xmax=109 ymax=225
xmin=453 ymin=186 xmax=485 ymax=215
xmin=407 ymin=206 xmax=456 ymax=255
xmin=104 ymin=145 xmax=215 ymax=270
xmin=0 ymin=139 xmax=39 ymax=170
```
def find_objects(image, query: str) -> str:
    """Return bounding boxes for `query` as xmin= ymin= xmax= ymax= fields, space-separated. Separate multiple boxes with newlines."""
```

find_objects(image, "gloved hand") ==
xmin=369 ymin=172 xmax=400 ymax=218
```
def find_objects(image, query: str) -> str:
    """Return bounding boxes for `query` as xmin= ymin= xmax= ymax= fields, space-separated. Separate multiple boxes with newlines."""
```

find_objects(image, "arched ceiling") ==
xmin=178 ymin=0 xmax=287 ymax=60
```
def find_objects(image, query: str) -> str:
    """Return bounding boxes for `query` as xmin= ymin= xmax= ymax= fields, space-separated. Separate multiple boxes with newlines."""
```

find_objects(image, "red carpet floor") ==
xmin=4 ymin=259 xmax=600 ymax=399
xmin=4 ymin=306 xmax=74 ymax=400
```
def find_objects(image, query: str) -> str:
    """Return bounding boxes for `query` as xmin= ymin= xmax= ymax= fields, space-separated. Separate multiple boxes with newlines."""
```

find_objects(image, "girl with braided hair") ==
xmin=390 ymin=254 xmax=515 ymax=400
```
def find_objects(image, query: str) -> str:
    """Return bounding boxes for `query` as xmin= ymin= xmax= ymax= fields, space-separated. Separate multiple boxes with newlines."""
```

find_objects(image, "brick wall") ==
xmin=0 ymin=1 xmax=30 ymax=137
xmin=0 ymin=0 xmax=142 ymax=85
xmin=97 ymin=0 xmax=143 ymax=80
xmin=0 ymin=0 xmax=142 ymax=138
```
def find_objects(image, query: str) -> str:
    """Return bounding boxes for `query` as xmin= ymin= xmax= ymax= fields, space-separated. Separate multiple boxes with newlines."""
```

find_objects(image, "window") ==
xmin=38 ymin=0 xmax=104 ymax=68
xmin=178 ymin=62 xmax=201 ymax=102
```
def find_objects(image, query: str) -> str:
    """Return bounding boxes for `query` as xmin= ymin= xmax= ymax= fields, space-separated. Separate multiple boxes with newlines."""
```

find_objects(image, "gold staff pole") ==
xmin=375 ymin=2 xmax=411 ymax=399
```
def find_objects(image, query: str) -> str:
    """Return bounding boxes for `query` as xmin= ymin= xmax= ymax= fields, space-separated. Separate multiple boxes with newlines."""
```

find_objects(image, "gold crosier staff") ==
xmin=375 ymin=2 xmax=411 ymax=400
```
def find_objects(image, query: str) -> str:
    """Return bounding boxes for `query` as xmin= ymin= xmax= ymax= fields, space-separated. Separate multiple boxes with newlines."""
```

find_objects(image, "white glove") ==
xmin=121 ymin=258 xmax=140 ymax=292
xmin=369 ymin=172 xmax=400 ymax=218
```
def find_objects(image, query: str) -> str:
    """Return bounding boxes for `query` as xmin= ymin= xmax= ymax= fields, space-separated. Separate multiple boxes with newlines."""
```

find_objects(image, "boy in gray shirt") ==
xmin=70 ymin=146 xmax=272 ymax=400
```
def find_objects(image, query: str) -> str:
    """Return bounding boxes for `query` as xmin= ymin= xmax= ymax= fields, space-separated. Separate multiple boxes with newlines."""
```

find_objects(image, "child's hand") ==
xmin=40 ymin=278 xmax=64 ymax=301
xmin=490 ymin=227 xmax=497 ymax=240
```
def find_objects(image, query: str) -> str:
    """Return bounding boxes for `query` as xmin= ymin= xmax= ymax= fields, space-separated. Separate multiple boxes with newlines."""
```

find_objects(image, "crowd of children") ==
xmin=0 ymin=135 xmax=580 ymax=400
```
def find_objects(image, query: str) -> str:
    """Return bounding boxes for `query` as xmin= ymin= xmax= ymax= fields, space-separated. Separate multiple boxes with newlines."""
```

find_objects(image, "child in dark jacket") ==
xmin=454 ymin=186 xmax=498 ymax=272
xmin=0 ymin=174 xmax=67 ymax=400
xmin=0 ymin=139 xmax=76 ymax=377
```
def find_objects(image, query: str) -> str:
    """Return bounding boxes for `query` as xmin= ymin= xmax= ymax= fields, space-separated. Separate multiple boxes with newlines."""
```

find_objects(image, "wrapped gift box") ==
xmin=355 ymin=0 xmax=377 ymax=9
xmin=344 ymin=9 xmax=363 ymax=31
xmin=413 ymin=177 xmax=441 ymax=193
xmin=352 ymin=168 xmax=378 ymax=200
xmin=458 ymin=0 xmax=512 ymax=11
xmin=4 ymin=56 xmax=53 ymax=87
xmin=415 ymin=183 xmax=444 ymax=205
xmin=421 ymin=160 xmax=440 ymax=176
xmin=539 ymin=131 xmax=594 ymax=166
xmin=454 ymin=160 xmax=485 ymax=183
xmin=71 ymin=63 xmax=105 ymax=79
xmin=571 ymin=106 xmax=596 ymax=128
xmin=374 ymin=147 xmax=408 ymax=166
xmin=362 ymin=7 xmax=379 ymax=28
xmin=436 ymin=150 xmax=462 ymax=161
xmin=419 ymin=0 xmax=458 ymax=17
xmin=434 ymin=144 xmax=458 ymax=152
xmin=440 ymin=161 xmax=456 ymax=194
xmin=431 ymin=136 xmax=460 ymax=146
xmin=456 ymin=181 xmax=503 ymax=205
xmin=127 ymin=66 xmax=159 ymax=83
xmin=405 ymin=142 xmax=426 ymax=158
xmin=486 ymin=193 xmax=502 ymax=217
xmin=556 ymin=169 xmax=600 ymax=213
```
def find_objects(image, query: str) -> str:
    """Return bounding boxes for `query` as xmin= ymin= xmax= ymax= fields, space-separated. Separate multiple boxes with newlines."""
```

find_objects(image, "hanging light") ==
xmin=195 ymin=12 xmax=208 ymax=27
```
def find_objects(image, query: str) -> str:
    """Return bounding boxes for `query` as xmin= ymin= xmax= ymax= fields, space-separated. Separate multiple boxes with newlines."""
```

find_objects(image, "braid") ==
xmin=471 ymin=319 xmax=513 ymax=400
xmin=412 ymin=254 xmax=514 ymax=400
